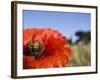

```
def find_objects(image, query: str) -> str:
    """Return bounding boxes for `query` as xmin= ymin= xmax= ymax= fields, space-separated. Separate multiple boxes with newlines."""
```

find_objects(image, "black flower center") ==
xmin=27 ymin=41 xmax=44 ymax=59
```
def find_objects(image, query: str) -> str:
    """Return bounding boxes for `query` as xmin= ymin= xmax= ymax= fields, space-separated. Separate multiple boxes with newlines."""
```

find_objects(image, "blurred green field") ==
xmin=68 ymin=42 xmax=91 ymax=67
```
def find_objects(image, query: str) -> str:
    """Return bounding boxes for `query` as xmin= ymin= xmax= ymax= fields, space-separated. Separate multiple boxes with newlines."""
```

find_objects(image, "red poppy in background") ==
xmin=23 ymin=28 xmax=71 ymax=69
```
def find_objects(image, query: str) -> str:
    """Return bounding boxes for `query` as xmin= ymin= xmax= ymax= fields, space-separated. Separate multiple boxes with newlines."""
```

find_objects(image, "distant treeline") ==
xmin=68 ymin=31 xmax=91 ymax=44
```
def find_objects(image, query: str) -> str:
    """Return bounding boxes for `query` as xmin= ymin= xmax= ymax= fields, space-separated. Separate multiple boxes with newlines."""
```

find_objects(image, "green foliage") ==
xmin=68 ymin=38 xmax=73 ymax=45
xmin=75 ymin=31 xmax=91 ymax=44
xmin=66 ymin=30 xmax=91 ymax=67
xmin=68 ymin=42 xmax=91 ymax=67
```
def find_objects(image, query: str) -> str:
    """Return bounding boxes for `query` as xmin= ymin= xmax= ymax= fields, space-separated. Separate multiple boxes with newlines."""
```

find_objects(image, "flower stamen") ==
xmin=27 ymin=40 xmax=45 ymax=59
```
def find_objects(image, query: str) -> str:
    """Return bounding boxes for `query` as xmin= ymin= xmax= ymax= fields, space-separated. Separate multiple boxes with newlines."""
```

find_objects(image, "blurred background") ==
xmin=68 ymin=31 xmax=91 ymax=67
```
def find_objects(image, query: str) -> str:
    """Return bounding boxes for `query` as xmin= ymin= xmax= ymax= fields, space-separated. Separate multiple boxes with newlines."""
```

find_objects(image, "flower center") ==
xmin=27 ymin=41 xmax=45 ymax=59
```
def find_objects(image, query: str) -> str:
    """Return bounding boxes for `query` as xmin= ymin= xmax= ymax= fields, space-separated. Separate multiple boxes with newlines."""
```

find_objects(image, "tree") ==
xmin=75 ymin=31 xmax=91 ymax=44
xmin=68 ymin=38 xmax=73 ymax=45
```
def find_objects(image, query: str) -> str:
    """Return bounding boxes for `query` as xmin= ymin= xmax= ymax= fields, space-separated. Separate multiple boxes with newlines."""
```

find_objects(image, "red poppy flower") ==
xmin=23 ymin=28 xmax=71 ymax=69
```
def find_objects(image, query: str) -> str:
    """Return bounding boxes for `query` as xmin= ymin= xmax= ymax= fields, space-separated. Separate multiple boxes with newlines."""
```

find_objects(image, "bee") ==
xmin=27 ymin=40 xmax=45 ymax=59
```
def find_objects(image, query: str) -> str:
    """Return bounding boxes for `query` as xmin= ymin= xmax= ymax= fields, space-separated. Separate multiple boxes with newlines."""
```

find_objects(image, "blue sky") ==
xmin=23 ymin=10 xmax=90 ymax=42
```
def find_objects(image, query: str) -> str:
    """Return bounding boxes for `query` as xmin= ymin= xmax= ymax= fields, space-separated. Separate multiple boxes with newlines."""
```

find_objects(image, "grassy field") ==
xmin=68 ymin=42 xmax=91 ymax=67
